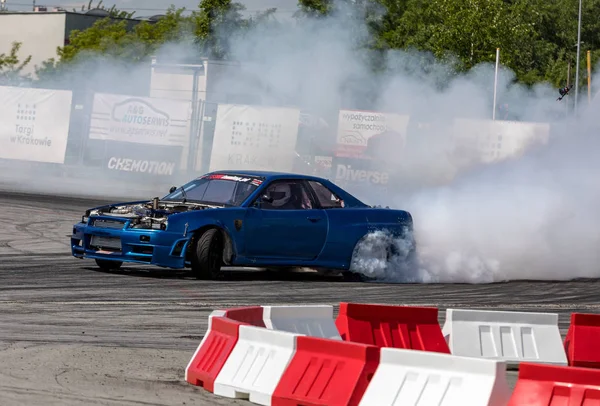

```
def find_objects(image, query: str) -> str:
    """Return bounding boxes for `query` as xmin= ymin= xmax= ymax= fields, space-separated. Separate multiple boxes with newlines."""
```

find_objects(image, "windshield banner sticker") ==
xmin=203 ymin=174 xmax=263 ymax=184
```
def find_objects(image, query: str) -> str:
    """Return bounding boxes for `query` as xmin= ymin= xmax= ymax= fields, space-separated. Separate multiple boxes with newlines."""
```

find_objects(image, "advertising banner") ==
xmin=89 ymin=93 xmax=191 ymax=147
xmin=208 ymin=104 xmax=301 ymax=172
xmin=86 ymin=93 xmax=193 ymax=177
xmin=0 ymin=85 xmax=72 ymax=164
xmin=453 ymin=118 xmax=550 ymax=163
xmin=84 ymin=139 xmax=184 ymax=178
xmin=335 ymin=109 xmax=410 ymax=158
xmin=332 ymin=156 xmax=391 ymax=188
xmin=314 ymin=155 xmax=333 ymax=175
xmin=331 ymin=156 xmax=392 ymax=205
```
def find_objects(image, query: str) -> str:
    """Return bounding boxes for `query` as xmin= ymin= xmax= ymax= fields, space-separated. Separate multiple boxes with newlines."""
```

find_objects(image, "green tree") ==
xmin=135 ymin=7 xmax=194 ymax=47
xmin=0 ymin=42 xmax=32 ymax=85
xmin=74 ymin=0 xmax=136 ymax=19
xmin=194 ymin=0 xmax=276 ymax=59
xmin=58 ymin=19 xmax=132 ymax=62
xmin=370 ymin=0 xmax=409 ymax=48
xmin=295 ymin=0 xmax=334 ymax=18
xmin=36 ymin=6 xmax=192 ymax=79
xmin=542 ymin=0 xmax=600 ymax=88
xmin=27 ymin=0 xmax=600 ymax=91
xmin=387 ymin=0 xmax=534 ymax=74
xmin=368 ymin=0 xmax=600 ymax=87
xmin=36 ymin=0 xmax=271 ymax=74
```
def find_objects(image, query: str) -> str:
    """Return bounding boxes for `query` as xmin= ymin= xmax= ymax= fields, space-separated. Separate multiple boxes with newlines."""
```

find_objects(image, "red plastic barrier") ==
xmin=224 ymin=306 xmax=265 ymax=327
xmin=185 ymin=317 xmax=245 ymax=392
xmin=271 ymin=336 xmax=380 ymax=406
xmin=508 ymin=362 xmax=600 ymax=405
xmin=335 ymin=302 xmax=450 ymax=353
xmin=564 ymin=312 xmax=600 ymax=368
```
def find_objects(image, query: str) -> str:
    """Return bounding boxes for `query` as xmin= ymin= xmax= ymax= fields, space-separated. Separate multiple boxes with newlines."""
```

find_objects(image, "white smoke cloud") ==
xmin=402 ymin=129 xmax=600 ymax=283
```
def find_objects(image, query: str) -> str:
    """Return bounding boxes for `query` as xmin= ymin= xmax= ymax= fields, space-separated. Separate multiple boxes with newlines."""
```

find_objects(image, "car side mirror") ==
xmin=169 ymin=186 xmax=177 ymax=194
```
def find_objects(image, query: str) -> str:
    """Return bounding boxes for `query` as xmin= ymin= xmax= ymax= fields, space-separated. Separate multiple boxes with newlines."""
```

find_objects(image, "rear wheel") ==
xmin=346 ymin=231 xmax=416 ymax=282
xmin=191 ymin=228 xmax=224 ymax=280
xmin=95 ymin=259 xmax=123 ymax=270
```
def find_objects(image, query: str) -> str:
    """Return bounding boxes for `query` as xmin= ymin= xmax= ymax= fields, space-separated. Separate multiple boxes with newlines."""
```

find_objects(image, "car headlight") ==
xmin=151 ymin=222 xmax=166 ymax=230
xmin=81 ymin=210 xmax=91 ymax=223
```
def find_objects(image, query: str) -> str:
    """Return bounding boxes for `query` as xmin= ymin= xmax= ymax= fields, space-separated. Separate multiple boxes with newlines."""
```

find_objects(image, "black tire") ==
xmin=95 ymin=259 xmax=123 ymax=270
xmin=191 ymin=228 xmax=224 ymax=280
xmin=342 ymin=271 xmax=369 ymax=282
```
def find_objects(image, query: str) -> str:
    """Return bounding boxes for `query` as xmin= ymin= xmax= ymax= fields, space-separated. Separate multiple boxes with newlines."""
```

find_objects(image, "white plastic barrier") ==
xmin=213 ymin=325 xmax=300 ymax=405
xmin=442 ymin=309 xmax=568 ymax=366
xmin=359 ymin=347 xmax=511 ymax=406
xmin=262 ymin=305 xmax=342 ymax=339
xmin=184 ymin=309 xmax=226 ymax=382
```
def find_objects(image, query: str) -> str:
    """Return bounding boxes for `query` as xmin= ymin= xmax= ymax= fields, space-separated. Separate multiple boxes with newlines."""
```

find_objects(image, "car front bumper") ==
xmin=71 ymin=216 xmax=191 ymax=269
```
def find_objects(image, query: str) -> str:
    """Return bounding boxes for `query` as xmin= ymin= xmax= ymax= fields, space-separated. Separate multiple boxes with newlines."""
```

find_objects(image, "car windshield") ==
xmin=162 ymin=174 xmax=264 ymax=206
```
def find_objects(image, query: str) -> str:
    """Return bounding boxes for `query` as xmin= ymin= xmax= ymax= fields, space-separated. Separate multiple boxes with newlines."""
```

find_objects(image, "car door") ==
xmin=243 ymin=179 xmax=328 ymax=261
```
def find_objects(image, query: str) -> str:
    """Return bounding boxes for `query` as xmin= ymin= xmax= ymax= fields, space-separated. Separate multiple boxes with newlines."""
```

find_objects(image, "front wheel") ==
xmin=191 ymin=229 xmax=224 ymax=280
xmin=95 ymin=259 xmax=123 ymax=270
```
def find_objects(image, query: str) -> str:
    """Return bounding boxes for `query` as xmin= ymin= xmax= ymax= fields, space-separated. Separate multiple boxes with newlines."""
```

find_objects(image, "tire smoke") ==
xmin=349 ymin=132 xmax=600 ymax=283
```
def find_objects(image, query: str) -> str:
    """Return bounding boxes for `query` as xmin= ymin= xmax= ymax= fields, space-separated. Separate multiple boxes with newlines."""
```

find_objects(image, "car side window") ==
xmin=260 ymin=180 xmax=314 ymax=210
xmin=308 ymin=181 xmax=344 ymax=208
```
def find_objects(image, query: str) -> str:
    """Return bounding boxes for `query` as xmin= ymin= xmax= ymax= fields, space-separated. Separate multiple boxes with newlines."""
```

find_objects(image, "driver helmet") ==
xmin=269 ymin=183 xmax=291 ymax=207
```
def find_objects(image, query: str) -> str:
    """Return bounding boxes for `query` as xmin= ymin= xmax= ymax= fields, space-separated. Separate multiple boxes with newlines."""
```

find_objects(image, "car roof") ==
xmin=207 ymin=170 xmax=328 ymax=182
xmin=206 ymin=169 xmax=369 ymax=208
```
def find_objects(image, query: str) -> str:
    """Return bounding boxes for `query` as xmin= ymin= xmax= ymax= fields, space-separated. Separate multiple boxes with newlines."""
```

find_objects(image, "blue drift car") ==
xmin=71 ymin=171 xmax=415 ymax=280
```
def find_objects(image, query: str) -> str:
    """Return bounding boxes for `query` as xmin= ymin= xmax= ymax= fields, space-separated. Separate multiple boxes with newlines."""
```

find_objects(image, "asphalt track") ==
xmin=1 ymin=191 xmax=600 ymax=405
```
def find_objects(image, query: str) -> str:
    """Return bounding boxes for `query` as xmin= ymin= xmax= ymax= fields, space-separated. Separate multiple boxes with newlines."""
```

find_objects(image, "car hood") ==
xmin=86 ymin=199 xmax=224 ymax=222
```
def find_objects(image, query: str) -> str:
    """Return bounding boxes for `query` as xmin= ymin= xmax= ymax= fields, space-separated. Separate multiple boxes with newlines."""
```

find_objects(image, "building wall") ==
xmin=0 ymin=12 xmax=145 ymax=79
xmin=0 ymin=13 xmax=66 ymax=76
xmin=65 ymin=13 xmax=141 ymax=36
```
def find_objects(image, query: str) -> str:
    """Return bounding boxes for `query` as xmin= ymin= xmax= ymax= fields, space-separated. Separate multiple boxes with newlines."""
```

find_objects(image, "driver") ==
xmin=268 ymin=183 xmax=293 ymax=208
xmin=266 ymin=183 xmax=309 ymax=209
